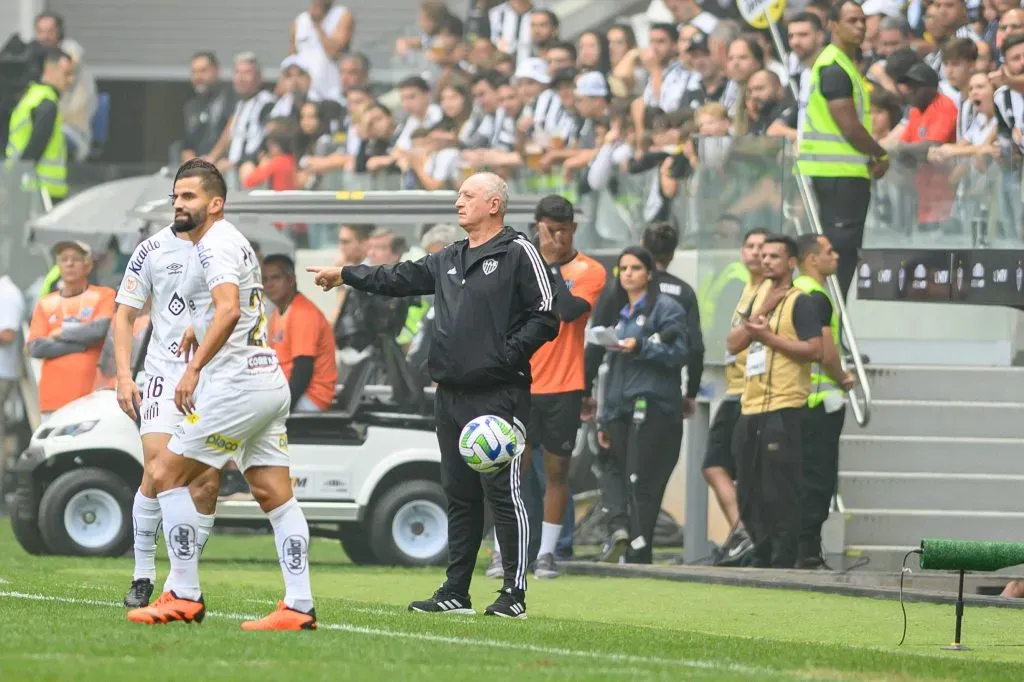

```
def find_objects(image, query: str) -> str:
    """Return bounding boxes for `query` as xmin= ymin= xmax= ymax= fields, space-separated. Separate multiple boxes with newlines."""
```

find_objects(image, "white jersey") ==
xmin=294 ymin=6 xmax=348 ymax=101
xmin=115 ymin=225 xmax=193 ymax=383
xmin=180 ymin=219 xmax=286 ymax=391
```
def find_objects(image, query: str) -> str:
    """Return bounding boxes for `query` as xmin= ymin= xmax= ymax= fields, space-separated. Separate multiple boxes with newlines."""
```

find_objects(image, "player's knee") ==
xmin=247 ymin=477 xmax=291 ymax=513
xmin=139 ymin=468 xmax=157 ymax=498
xmin=189 ymin=469 xmax=220 ymax=511
xmin=148 ymin=453 xmax=186 ymax=493
xmin=545 ymin=455 xmax=570 ymax=486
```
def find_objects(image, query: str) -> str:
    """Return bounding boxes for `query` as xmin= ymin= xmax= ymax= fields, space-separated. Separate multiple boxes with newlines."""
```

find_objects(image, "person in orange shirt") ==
xmin=506 ymin=196 xmax=606 ymax=580
xmin=28 ymin=240 xmax=116 ymax=419
xmin=263 ymin=254 xmax=338 ymax=412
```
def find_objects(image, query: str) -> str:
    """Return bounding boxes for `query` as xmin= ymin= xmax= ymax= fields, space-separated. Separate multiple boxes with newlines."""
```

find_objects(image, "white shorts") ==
xmin=139 ymin=397 xmax=182 ymax=436
xmin=167 ymin=382 xmax=291 ymax=472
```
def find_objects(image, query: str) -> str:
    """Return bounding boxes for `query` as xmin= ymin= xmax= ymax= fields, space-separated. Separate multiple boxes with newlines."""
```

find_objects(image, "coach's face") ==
xmin=172 ymin=177 xmax=221 ymax=233
xmin=455 ymin=176 xmax=499 ymax=229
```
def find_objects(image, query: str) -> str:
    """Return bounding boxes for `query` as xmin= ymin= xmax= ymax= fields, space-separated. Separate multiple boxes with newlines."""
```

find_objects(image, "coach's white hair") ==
xmin=474 ymin=172 xmax=509 ymax=216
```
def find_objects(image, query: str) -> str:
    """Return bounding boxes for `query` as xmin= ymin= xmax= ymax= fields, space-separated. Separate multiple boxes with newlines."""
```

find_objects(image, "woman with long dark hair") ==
xmin=577 ymin=30 xmax=612 ymax=75
xmin=595 ymin=246 xmax=688 ymax=564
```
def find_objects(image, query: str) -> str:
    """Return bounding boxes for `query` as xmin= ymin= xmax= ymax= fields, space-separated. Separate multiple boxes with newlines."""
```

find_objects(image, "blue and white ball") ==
xmin=459 ymin=415 xmax=519 ymax=473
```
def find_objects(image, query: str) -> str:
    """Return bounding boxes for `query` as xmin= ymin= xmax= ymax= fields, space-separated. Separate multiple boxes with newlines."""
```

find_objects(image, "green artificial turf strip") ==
xmin=2 ymin=525 xmax=1024 ymax=681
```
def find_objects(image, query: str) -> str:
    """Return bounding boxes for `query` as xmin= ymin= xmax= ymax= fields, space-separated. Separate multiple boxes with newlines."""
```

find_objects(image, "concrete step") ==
xmin=844 ymin=545 xmax=1024 ymax=576
xmin=839 ymin=435 xmax=1024 ymax=474
xmin=839 ymin=473 xmax=1024 ymax=512
xmin=845 ymin=510 xmax=1024 ymax=546
xmin=850 ymin=400 xmax=1024 ymax=439
xmin=864 ymin=365 xmax=1024 ymax=403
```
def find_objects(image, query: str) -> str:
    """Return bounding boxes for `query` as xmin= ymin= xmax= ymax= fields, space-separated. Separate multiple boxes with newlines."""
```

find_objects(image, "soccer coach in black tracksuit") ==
xmin=308 ymin=172 xmax=558 ymax=619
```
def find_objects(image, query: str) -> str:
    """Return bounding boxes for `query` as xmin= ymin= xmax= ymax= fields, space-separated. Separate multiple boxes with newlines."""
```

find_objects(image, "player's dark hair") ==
xmin=764 ymin=233 xmax=799 ymax=259
xmin=789 ymin=11 xmax=824 ymax=32
xmin=795 ymin=233 xmax=824 ymax=262
xmin=262 ymin=254 xmax=295 ymax=275
xmin=174 ymin=158 xmax=228 ymax=200
xmin=742 ymin=226 xmax=768 ymax=243
xmin=534 ymin=195 xmax=575 ymax=223
xmin=642 ymin=222 xmax=679 ymax=265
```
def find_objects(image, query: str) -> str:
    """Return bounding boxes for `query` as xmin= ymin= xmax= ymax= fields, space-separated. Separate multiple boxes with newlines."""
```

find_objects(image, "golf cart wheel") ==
xmin=38 ymin=468 xmax=134 ymax=557
xmin=338 ymin=524 xmax=381 ymax=565
xmin=369 ymin=480 xmax=448 ymax=567
xmin=11 ymin=485 xmax=48 ymax=555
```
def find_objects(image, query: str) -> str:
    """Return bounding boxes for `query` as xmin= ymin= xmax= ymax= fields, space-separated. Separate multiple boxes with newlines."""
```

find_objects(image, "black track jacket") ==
xmin=342 ymin=226 xmax=559 ymax=390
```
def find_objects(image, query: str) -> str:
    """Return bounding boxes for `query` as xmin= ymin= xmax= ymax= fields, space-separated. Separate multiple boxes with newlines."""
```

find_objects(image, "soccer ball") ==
xmin=459 ymin=415 xmax=519 ymax=473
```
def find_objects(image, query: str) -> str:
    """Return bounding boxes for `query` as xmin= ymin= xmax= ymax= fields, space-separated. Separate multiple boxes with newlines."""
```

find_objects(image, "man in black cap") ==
xmin=684 ymin=30 xmax=731 ymax=110
xmin=892 ymin=61 xmax=959 ymax=231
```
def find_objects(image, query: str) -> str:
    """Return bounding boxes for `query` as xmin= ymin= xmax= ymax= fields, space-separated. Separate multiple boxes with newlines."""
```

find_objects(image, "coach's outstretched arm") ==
xmin=307 ymin=255 xmax=437 ymax=297
xmin=505 ymin=241 xmax=559 ymax=366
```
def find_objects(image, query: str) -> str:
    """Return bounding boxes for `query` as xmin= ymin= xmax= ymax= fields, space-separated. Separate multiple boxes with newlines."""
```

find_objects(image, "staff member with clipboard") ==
xmin=593 ymin=246 xmax=688 ymax=564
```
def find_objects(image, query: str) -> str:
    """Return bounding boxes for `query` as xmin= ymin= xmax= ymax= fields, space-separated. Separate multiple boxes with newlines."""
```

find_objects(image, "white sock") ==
xmin=158 ymin=487 xmax=202 ymax=601
xmin=131 ymin=491 xmax=161 ymax=582
xmin=197 ymin=513 xmax=215 ymax=556
xmin=268 ymin=497 xmax=313 ymax=613
xmin=539 ymin=522 xmax=562 ymax=558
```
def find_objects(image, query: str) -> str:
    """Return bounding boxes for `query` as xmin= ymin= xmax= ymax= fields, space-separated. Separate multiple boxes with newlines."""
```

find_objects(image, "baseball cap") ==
xmin=899 ymin=61 xmax=939 ymax=87
xmin=687 ymin=30 xmax=711 ymax=54
xmin=280 ymin=54 xmax=312 ymax=74
xmin=575 ymin=71 xmax=609 ymax=98
xmin=513 ymin=57 xmax=551 ymax=85
xmin=52 ymin=240 xmax=92 ymax=259
xmin=862 ymin=0 xmax=904 ymax=17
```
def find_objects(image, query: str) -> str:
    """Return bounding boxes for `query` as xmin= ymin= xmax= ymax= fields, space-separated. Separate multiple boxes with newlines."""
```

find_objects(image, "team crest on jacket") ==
xmin=483 ymin=259 xmax=498 ymax=276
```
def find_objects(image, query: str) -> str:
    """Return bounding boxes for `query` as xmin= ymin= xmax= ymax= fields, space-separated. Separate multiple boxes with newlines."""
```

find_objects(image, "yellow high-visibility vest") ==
xmin=6 ymin=82 xmax=68 ymax=200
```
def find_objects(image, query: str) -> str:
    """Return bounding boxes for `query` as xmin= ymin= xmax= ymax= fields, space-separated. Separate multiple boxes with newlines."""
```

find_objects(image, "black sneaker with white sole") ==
xmin=484 ymin=587 xmax=526 ymax=619
xmin=715 ymin=527 xmax=754 ymax=567
xmin=408 ymin=588 xmax=475 ymax=615
xmin=123 ymin=578 xmax=154 ymax=608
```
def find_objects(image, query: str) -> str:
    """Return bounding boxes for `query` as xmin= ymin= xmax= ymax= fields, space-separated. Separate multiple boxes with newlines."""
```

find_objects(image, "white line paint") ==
xmin=0 ymin=578 xmax=8 ymax=584
xmin=0 ymin=590 xmax=780 ymax=677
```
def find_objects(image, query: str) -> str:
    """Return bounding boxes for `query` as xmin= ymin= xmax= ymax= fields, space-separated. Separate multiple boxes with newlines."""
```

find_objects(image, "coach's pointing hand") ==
xmin=306 ymin=266 xmax=344 ymax=291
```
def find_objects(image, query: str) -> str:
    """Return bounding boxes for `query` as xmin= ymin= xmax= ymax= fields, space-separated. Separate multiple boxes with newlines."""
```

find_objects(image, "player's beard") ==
xmin=173 ymin=207 xmax=205 ymax=233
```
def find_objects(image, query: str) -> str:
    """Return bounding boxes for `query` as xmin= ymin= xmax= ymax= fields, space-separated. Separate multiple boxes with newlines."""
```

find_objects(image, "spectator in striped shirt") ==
xmin=629 ymin=23 xmax=696 ymax=150
xmin=529 ymin=10 xmax=560 ymax=58
xmin=204 ymin=52 xmax=277 ymax=181
xmin=489 ymin=0 xmax=536 ymax=64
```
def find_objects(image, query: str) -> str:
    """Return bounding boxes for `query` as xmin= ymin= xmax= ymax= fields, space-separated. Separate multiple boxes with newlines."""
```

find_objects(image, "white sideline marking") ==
xmin=0 ymin=590 xmax=777 ymax=677
xmin=0 ymin=578 xmax=8 ymax=584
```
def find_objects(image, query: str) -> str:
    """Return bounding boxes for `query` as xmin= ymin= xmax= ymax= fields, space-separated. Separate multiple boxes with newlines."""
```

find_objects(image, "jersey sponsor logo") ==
xmin=168 ymin=292 xmax=186 ymax=316
xmin=205 ymin=433 xmax=240 ymax=452
xmin=128 ymin=239 xmax=160 ymax=275
xmin=123 ymin=276 xmax=139 ymax=293
xmin=246 ymin=353 xmax=279 ymax=370
xmin=197 ymin=243 xmax=212 ymax=269
xmin=278 ymin=434 xmax=288 ymax=450
xmin=166 ymin=262 xmax=183 ymax=274
xmin=483 ymin=259 xmax=498 ymax=276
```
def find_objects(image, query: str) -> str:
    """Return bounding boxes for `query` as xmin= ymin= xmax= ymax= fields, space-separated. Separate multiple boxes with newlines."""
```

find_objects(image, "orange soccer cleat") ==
xmin=240 ymin=601 xmax=317 ymax=631
xmin=126 ymin=591 xmax=206 ymax=625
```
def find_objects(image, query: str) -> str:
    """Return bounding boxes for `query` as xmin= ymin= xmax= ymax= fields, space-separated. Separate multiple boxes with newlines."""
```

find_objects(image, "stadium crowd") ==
xmin=5 ymin=0 xmax=1024 ymax=575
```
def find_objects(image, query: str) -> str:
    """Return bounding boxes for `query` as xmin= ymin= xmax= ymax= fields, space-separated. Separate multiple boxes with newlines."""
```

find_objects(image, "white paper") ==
xmin=586 ymin=326 xmax=621 ymax=348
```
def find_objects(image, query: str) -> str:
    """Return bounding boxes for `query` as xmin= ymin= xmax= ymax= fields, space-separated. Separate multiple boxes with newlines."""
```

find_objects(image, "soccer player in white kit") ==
xmin=126 ymin=159 xmax=316 ymax=630
xmin=114 ymin=224 xmax=222 ymax=609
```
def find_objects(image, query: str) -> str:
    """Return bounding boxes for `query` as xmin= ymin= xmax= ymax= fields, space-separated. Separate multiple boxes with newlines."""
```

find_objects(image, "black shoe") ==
xmin=715 ymin=527 xmax=754 ymax=567
xmin=408 ymin=588 xmax=475 ymax=615
xmin=796 ymin=554 xmax=832 ymax=570
xmin=123 ymin=578 xmax=155 ymax=608
xmin=597 ymin=528 xmax=629 ymax=563
xmin=534 ymin=553 xmax=560 ymax=579
xmin=484 ymin=587 xmax=526 ymax=619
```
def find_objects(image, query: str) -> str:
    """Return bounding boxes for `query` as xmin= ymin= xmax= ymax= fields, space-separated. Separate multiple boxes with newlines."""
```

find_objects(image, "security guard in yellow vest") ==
xmin=698 ymin=228 xmax=767 ymax=566
xmin=6 ymin=47 xmax=73 ymax=202
xmin=796 ymin=0 xmax=888 ymax=302
xmin=726 ymin=235 xmax=823 ymax=569
xmin=793 ymin=234 xmax=856 ymax=569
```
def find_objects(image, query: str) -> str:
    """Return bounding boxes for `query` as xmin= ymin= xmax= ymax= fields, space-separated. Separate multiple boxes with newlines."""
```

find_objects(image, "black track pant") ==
xmin=812 ymin=176 xmax=871 ymax=302
xmin=799 ymin=404 xmax=846 ymax=554
xmin=435 ymin=385 xmax=530 ymax=596
xmin=601 ymin=406 xmax=683 ymax=564
xmin=733 ymin=408 xmax=803 ymax=568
